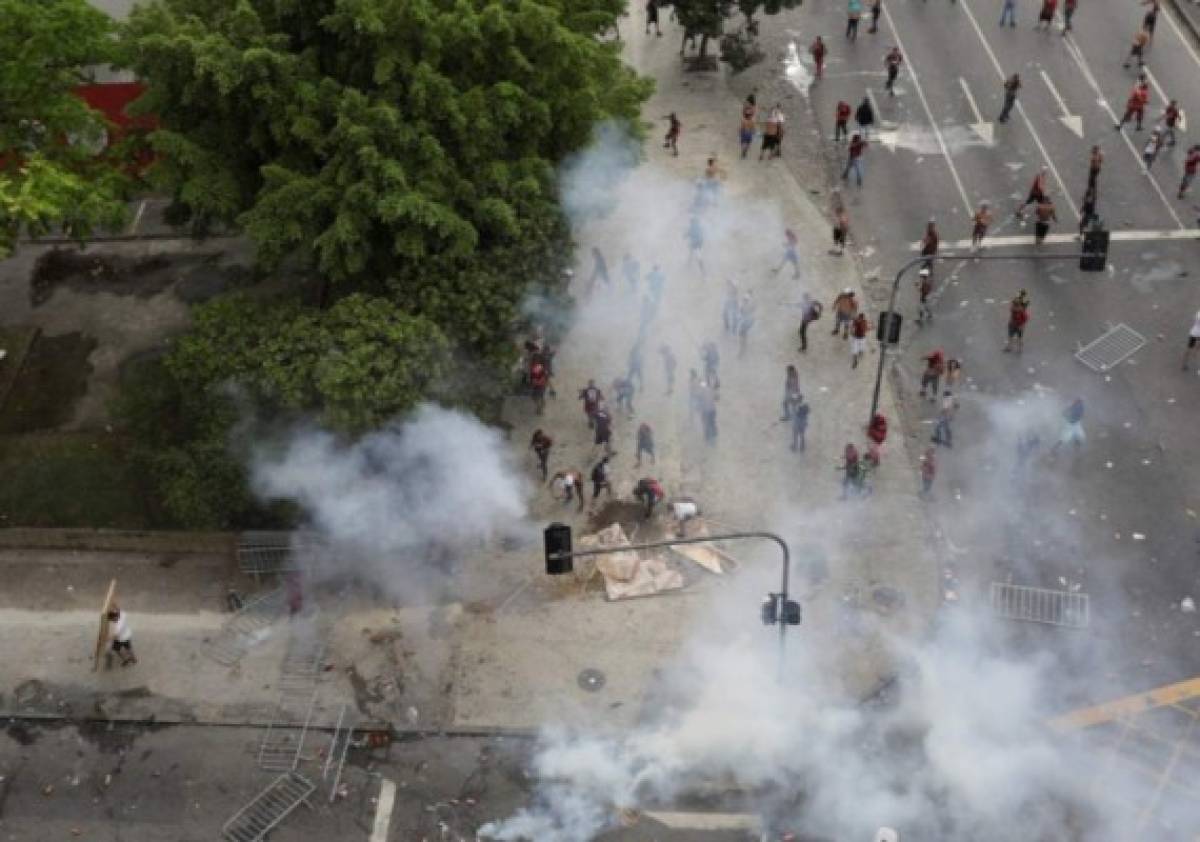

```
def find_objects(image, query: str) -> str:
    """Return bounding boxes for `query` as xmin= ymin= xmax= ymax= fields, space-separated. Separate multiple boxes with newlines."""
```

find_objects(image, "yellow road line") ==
xmin=1049 ymin=677 xmax=1200 ymax=731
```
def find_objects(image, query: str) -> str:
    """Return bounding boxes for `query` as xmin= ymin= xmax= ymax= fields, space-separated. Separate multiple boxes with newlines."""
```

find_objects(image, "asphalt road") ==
xmin=767 ymin=0 xmax=1200 ymax=698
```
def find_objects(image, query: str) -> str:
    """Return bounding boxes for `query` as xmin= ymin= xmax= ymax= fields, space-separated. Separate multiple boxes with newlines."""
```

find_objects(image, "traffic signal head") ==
xmin=876 ymin=311 xmax=902 ymax=344
xmin=544 ymin=522 xmax=573 ymax=575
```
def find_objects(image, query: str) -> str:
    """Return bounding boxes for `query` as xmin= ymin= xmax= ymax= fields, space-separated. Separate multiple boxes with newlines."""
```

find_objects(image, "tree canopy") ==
xmin=0 ymin=0 xmax=131 ymax=257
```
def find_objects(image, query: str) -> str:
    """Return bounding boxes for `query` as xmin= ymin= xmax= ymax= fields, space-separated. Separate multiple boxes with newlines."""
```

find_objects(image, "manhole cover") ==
xmin=577 ymin=669 xmax=606 ymax=692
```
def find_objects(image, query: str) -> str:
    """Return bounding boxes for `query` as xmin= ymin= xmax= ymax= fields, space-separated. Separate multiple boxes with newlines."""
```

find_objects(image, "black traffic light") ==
xmin=544 ymin=522 xmax=573 ymax=575
xmin=762 ymin=594 xmax=802 ymax=626
xmin=1080 ymin=225 xmax=1109 ymax=272
xmin=876 ymin=311 xmax=902 ymax=344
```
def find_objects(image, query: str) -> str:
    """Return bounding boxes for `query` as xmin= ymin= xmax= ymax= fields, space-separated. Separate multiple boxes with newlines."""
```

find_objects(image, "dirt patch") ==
xmin=588 ymin=500 xmax=668 ymax=543
xmin=30 ymin=249 xmax=227 ymax=307
xmin=0 ymin=332 xmax=95 ymax=434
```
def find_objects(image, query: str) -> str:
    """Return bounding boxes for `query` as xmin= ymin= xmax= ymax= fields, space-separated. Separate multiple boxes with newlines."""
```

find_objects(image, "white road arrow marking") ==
xmin=1063 ymin=36 xmax=1185 ymax=229
xmin=1040 ymin=70 xmax=1084 ymax=139
xmin=958 ymin=77 xmax=994 ymax=145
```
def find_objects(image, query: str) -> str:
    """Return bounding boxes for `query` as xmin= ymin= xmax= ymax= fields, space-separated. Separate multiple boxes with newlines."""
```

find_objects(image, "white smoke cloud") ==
xmin=250 ymin=403 xmax=529 ymax=597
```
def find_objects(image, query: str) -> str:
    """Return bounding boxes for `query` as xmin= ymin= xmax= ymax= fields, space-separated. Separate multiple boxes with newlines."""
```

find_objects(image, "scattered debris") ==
xmin=1182 ymin=598 xmax=1195 ymax=614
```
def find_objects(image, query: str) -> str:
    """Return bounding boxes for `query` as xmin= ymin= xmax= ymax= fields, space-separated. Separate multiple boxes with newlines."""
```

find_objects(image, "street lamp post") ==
xmin=543 ymin=524 xmax=800 ymax=675
xmin=867 ymin=248 xmax=1105 ymax=431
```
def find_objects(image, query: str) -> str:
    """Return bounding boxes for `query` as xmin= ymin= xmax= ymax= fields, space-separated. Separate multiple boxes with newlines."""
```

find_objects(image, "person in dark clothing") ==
xmin=855 ymin=97 xmax=875 ymax=139
xmin=578 ymin=379 xmax=603 ymax=428
xmin=590 ymin=456 xmax=613 ymax=501
xmin=782 ymin=365 xmax=802 ymax=420
xmin=593 ymin=405 xmax=614 ymax=455
xmin=997 ymin=73 xmax=1020 ymax=123
xmin=884 ymin=48 xmax=903 ymax=96
xmin=702 ymin=341 xmax=720 ymax=389
xmin=646 ymin=0 xmax=662 ymax=35
xmin=840 ymin=443 xmax=861 ymax=499
xmin=636 ymin=422 xmax=656 ymax=467
xmin=659 ymin=345 xmax=676 ymax=394
xmin=1079 ymin=185 xmax=1098 ymax=235
xmin=798 ymin=294 xmax=823 ymax=351
xmin=791 ymin=397 xmax=810 ymax=452
xmin=530 ymin=429 xmax=553 ymax=481
xmin=627 ymin=342 xmax=645 ymax=392
xmin=613 ymin=376 xmax=635 ymax=416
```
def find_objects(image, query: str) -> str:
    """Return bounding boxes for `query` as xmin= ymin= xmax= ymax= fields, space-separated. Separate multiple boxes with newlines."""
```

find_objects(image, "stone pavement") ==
xmin=0 ymin=4 xmax=941 ymax=736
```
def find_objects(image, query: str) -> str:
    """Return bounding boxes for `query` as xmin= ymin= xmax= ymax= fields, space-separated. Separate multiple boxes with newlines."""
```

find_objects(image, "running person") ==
xmin=1116 ymin=79 xmax=1150 ymax=130
xmin=1179 ymin=145 xmax=1200 ymax=198
xmin=810 ymin=36 xmax=827 ymax=80
xmin=1036 ymin=0 xmax=1057 ymax=31
xmin=1033 ymin=196 xmax=1057 ymax=245
xmin=663 ymin=112 xmax=681 ymax=155
xmin=884 ymin=48 xmax=903 ymax=96
xmin=997 ymin=73 xmax=1021 ymax=122
xmin=920 ymin=219 xmax=939 ymax=269
xmin=971 ymin=203 xmax=992 ymax=250
xmin=1079 ymin=184 xmax=1099 ymax=234
xmin=1123 ymin=28 xmax=1150 ymax=69
xmin=1160 ymin=100 xmax=1181 ymax=147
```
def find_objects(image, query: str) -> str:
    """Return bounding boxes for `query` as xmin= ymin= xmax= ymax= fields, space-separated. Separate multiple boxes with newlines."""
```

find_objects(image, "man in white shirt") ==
xmin=106 ymin=606 xmax=137 ymax=667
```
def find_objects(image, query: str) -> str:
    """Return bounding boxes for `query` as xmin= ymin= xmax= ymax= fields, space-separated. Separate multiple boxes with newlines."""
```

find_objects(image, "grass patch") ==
xmin=0 ymin=332 xmax=96 ymax=434
xmin=0 ymin=433 xmax=154 ymax=528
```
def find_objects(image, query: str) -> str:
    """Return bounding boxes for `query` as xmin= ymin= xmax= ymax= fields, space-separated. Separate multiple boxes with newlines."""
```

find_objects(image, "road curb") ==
xmin=1167 ymin=0 xmax=1200 ymax=44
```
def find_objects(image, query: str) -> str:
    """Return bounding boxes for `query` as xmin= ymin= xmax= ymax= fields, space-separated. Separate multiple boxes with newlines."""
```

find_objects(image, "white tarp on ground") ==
xmin=578 ymin=523 xmax=684 ymax=601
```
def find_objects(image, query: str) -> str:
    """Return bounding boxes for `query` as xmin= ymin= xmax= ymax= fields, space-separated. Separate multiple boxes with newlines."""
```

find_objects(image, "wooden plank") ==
xmin=92 ymin=579 xmax=117 ymax=671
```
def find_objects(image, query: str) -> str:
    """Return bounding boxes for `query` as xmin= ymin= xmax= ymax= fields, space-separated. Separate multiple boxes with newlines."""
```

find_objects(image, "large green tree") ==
xmin=0 ymin=0 xmax=131 ymax=257
xmin=122 ymin=0 xmax=650 ymax=342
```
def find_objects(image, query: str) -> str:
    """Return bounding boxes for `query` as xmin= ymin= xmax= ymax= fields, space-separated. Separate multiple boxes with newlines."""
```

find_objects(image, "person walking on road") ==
xmin=1183 ymin=310 xmax=1200 ymax=371
xmin=855 ymin=97 xmax=875 ymax=139
xmin=810 ymin=35 xmax=828 ymax=80
xmin=1087 ymin=145 xmax=1104 ymax=189
xmin=1142 ymin=129 xmax=1165 ymax=169
xmin=592 ymin=404 xmax=614 ymax=455
xmin=835 ymin=100 xmax=852 ymax=141
xmin=590 ymin=456 xmax=613 ymax=503
xmin=1062 ymin=0 xmax=1077 ymax=32
xmin=931 ymin=394 xmax=955 ymax=448
xmin=1034 ymin=196 xmax=1057 ymax=245
xmin=613 ymin=376 xmax=635 ymax=417
xmin=686 ymin=215 xmax=706 ymax=278
xmin=701 ymin=340 xmax=720 ymax=390
xmin=1160 ymin=100 xmax=1181 ymax=147
xmin=529 ymin=360 xmax=549 ymax=414
xmin=739 ymin=104 xmax=756 ymax=159
xmin=1018 ymin=166 xmax=1048 ymax=216
xmin=919 ymin=447 xmax=937 ymax=498
xmin=1036 ymin=0 xmax=1057 ymax=31
xmin=884 ymin=48 xmax=903 ymax=96
xmin=999 ymin=0 xmax=1017 ymax=27
xmin=1180 ymin=145 xmax=1200 ymax=198
xmin=915 ymin=266 xmax=934 ymax=324
xmin=106 ymin=606 xmax=137 ymax=667
xmin=1142 ymin=0 xmax=1159 ymax=42
xmin=998 ymin=73 xmax=1021 ymax=122
xmin=775 ymin=228 xmax=801 ymax=277
xmin=798 ymin=293 xmax=823 ymax=351
xmin=579 ymin=379 xmax=603 ymax=428
xmin=659 ymin=344 xmax=676 ymax=394
xmin=1113 ymin=80 xmax=1152 ymax=132
xmin=920 ymin=218 xmax=939 ymax=269
xmin=1079 ymin=184 xmax=1099 ymax=234
xmin=869 ymin=0 xmax=883 ymax=32
xmin=646 ymin=0 xmax=662 ymax=35
xmin=1123 ymin=28 xmax=1150 ymax=69
xmin=1004 ymin=290 xmax=1031 ymax=352
xmin=664 ymin=112 xmax=681 ymax=155
xmin=840 ymin=443 xmax=862 ymax=499
xmin=635 ymin=422 xmax=656 ymax=467
xmin=831 ymin=288 xmax=858 ymax=339
xmin=846 ymin=0 xmax=864 ymax=41
xmin=530 ymin=429 xmax=553 ymax=481
xmin=842 ymin=133 xmax=867 ymax=186
xmin=919 ymin=348 xmax=946 ymax=400
xmin=1051 ymin=398 xmax=1086 ymax=452
xmin=791 ymin=396 xmax=810 ymax=452
xmin=832 ymin=204 xmax=850 ymax=255
xmin=971 ymin=202 xmax=993 ymax=250
xmin=588 ymin=247 xmax=610 ymax=293
xmin=782 ymin=364 xmax=802 ymax=420
xmin=850 ymin=312 xmax=870 ymax=369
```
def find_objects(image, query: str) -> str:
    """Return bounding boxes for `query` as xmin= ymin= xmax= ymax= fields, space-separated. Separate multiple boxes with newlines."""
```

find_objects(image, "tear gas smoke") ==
xmin=250 ymin=403 xmax=529 ymax=598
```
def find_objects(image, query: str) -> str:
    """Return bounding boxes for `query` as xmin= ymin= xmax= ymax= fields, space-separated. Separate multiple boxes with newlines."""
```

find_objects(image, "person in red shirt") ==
xmin=1117 ymin=81 xmax=1150 ymax=131
xmin=850 ymin=312 xmax=870 ymax=369
xmin=842 ymin=133 xmax=867 ymax=186
xmin=835 ymin=100 xmax=852 ymax=142
xmin=1004 ymin=291 xmax=1030 ymax=352
xmin=810 ymin=36 xmax=827 ymax=80
xmin=1018 ymin=166 xmax=1048 ymax=216
xmin=1179 ymin=145 xmax=1200 ymax=198
xmin=529 ymin=361 xmax=549 ymax=414
xmin=919 ymin=349 xmax=945 ymax=400
xmin=634 ymin=477 xmax=665 ymax=519
xmin=1036 ymin=0 xmax=1057 ymax=31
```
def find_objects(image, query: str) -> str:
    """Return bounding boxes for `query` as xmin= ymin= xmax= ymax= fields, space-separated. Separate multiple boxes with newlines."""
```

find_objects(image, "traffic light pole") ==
xmin=868 ymin=249 xmax=1094 ymax=432
xmin=546 ymin=530 xmax=795 ymax=675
